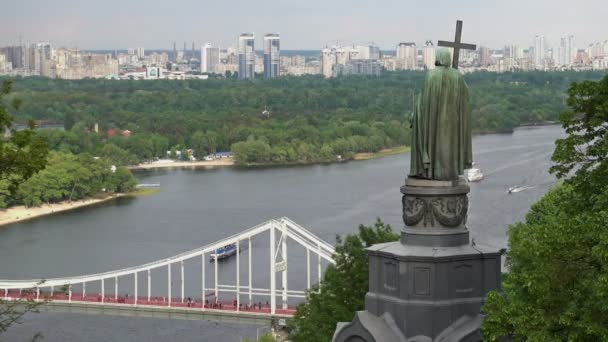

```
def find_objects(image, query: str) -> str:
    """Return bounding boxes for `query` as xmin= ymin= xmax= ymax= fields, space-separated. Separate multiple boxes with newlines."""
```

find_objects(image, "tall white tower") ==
xmin=263 ymin=34 xmax=280 ymax=79
xmin=201 ymin=43 xmax=220 ymax=73
xmin=238 ymin=33 xmax=255 ymax=79
xmin=534 ymin=35 xmax=546 ymax=69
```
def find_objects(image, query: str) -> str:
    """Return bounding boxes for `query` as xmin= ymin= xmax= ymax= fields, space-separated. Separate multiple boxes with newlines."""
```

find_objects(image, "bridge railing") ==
xmin=0 ymin=217 xmax=334 ymax=317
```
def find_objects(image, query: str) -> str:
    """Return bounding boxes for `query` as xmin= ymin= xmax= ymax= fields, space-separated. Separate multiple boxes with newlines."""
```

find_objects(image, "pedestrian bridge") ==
xmin=0 ymin=218 xmax=336 ymax=324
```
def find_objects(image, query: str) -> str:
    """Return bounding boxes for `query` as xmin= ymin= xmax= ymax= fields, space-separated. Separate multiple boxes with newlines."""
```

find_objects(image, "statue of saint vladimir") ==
xmin=409 ymin=49 xmax=473 ymax=181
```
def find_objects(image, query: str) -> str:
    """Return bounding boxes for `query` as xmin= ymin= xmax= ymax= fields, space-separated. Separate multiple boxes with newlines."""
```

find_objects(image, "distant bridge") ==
xmin=0 ymin=218 xmax=335 ymax=324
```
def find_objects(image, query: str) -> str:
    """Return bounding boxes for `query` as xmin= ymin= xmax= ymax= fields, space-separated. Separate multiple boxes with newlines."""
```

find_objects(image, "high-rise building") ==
xmin=238 ymin=33 xmax=255 ymax=79
xmin=333 ymin=59 xmax=382 ymax=77
xmin=201 ymin=43 xmax=220 ymax=73
xmin=0 ymin=46 xmax=26 ymax=69
xmin=321 ymin=48 xmax=335 ymax=78
xmin=263 ymin=33 xmax=280 ymax=79
xmin=534 ymin=35 xmax=546 ymax=68
xmin=506 ymin=45 xmax=524 ymax=60
xmin=136 ymin=47 xmax=145 ymax=59
xmin=396 ymin=42 xmax=417 ymax=70
xmin=479 ymin=46 xmax=491 ymax=66
xmin=27 ymin=42 xmax=52 ymax=75
xmin=557 ymin=35 xmax=575 ymax=66
xmin=353 ymin=45 xmax=380 ymax=60
xmin=422 ymin=41 xmax=435 ymax=69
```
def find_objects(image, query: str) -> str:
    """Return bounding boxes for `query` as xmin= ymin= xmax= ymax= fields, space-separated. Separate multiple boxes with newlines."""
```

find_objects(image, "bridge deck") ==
xmin=4 ymin=290 xmax=295 ymax=323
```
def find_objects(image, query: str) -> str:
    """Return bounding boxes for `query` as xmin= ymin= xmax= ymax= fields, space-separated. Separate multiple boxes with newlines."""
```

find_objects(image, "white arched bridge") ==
xmin=0 ymin=218 xmax=335 ymax=324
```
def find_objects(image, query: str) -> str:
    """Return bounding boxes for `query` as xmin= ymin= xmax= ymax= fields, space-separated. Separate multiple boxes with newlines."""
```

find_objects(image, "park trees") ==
xmin=0 ymin=79 xmax=49 ymax=335
xmin=16 ymin=151 xmax=137 ymax=207
xmin=0 ymin=80 xmax=48 ymax=204
xmin=482 ymin=75 xmax=608 ymax=341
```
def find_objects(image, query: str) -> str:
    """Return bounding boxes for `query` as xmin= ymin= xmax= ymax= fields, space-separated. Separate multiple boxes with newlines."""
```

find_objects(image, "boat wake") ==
xmin=507 ymin=185 xmax=537 ymax=194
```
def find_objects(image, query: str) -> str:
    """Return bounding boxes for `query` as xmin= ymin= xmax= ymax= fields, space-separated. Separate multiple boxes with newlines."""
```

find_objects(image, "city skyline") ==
xmin=1 ymin=0 xmax=606 ymax=50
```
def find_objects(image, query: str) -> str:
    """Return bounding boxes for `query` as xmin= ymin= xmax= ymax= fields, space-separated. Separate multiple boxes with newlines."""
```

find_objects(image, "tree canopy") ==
xmin=0 ymin=80 xmax=49 ymax=201
xmin=289 ymin=219 xmax=399 ymax=342
xmin=482 ymin=74 xmax=608 ymax=341
xmin=2 ymin=71 xmax=603 ymax=165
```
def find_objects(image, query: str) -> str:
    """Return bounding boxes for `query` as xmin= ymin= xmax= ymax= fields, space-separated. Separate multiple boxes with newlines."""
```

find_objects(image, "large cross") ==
xmin=438 ymin=20 xmax=477 ymax=69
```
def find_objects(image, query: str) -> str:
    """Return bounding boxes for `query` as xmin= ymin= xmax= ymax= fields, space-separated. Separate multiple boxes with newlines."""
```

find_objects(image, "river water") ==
xmin=0 ymin=125 xmax=562 ymax=341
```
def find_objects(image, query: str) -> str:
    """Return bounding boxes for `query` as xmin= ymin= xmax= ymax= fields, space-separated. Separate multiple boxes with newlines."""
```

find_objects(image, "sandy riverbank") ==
xmin=354 ymin=146 xmax=411 ymax=160
xmin=129 ymin=158 xmax=234 ymax=170
xmin=0 ymin=194 xmax=125 ymax=228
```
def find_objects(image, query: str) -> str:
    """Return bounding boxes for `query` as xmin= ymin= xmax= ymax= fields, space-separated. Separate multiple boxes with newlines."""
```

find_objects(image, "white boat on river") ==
xmin=465 ymin=168 xmax=484 ymax=182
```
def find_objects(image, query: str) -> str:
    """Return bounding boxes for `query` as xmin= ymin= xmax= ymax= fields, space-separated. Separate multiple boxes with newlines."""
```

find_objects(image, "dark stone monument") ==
xmin=333 ymin=21 xmax=502 ymax=342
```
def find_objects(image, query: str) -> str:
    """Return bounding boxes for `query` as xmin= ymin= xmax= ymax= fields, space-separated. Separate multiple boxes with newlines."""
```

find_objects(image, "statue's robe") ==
xmin=410 ymin=51 xmax=473 ymax=180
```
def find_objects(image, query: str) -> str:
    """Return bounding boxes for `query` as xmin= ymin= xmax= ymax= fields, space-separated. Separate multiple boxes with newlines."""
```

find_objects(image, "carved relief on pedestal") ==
xmin=402 ymin=195 xmax=468 ymax=228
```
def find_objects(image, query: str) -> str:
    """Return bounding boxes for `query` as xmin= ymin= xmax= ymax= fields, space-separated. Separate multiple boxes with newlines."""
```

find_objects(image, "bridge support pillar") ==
xmin=214 ymin=254 xmax=218 ymax=301
xmin=201 ymin=253 xmax=205 ymax=311
xmin=180 ymin=261 xmax=184 ymax=303
xmin=317 ymin=244 xmax=322 ymax=288
xmin=248 ymin=237 xmax=252 ymax=306
xmin=270 ymin=223 xmax=276 ymax=314
xmin=101 ymin=279 xmax=104 ymax=303
xmin=168 ymin=263 xmax=172 ymax=307
xmin=281 ymin=225 xmax=288 ymax=310
xmin=147 ymin=270 xmax=151 ymax=302
xmin=134 ymin=272 xmax=138 ymax=305
xmin=236 ymin=239 xmax=240 ymax=312
xmin=306 ymin=249 xmax=311 ymax=290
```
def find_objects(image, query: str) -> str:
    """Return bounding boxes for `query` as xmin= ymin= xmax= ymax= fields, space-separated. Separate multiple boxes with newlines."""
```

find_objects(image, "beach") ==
xmin=353 ymin=146 xmax=411 ymax=161
xmin=129 ymin=158 xmax=234 ymax=170
xmin=0 ymin=194 xmax=124 ymax=228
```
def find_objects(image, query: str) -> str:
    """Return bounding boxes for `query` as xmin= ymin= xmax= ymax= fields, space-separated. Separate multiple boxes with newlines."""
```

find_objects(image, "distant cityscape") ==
xmin=0 ymin=33 xmax=607 ymax=80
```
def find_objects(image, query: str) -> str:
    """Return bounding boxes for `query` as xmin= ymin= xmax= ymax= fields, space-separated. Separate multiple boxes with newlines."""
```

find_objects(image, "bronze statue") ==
xmin=409 ymin=49 xmax=473 ymax=180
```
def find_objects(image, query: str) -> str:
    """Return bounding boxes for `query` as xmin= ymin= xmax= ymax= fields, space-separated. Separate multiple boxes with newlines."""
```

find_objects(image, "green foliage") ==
xmin=289 ymin=218 xmax=399 ymax=342
xmin=15 ymin=151 xmax=137 ymax=207
xmin=1 ymin=288 xmax=45 ymax=338
xmin=241 ymin=332 xmax=277 ymax=342
xmin=0 ymin=178 xmax=10 ymax=208
xmin=190 ymin=130 xmax=218 ymax=159
xmin=550 ymin=74 xmax=608 ymax=191
xmin=482 ymin=74 xmax=608 ymax=341
xmin=99 ymin=143 xmax=139 ymax=166
xmin=3 ymin=71 xmax=602 ymax=165
xmin=0 ymin=80 xmax=49 ymax=202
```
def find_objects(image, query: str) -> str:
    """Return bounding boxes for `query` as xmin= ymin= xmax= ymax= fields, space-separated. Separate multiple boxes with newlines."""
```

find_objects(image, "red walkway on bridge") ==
xmin=4 ymin=290 xmax=297 ymax=316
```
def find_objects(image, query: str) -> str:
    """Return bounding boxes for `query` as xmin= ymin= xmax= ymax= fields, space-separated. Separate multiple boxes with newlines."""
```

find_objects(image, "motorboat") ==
xmin=465 ymin=168 xmax=483 ymax=182
xmin=210 ymin=244 xmax=237 ymax=261
xmin=508 ymin=185 xmax=536 ymax=194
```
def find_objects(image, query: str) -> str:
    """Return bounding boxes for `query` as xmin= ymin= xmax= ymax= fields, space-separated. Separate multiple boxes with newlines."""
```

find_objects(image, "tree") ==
xmin=550 ymin=75 xmax=608 ymax=192
xmin=0 ymin=80 xmax=48 ymax=338
xmin=0 ymin=80 xmax=48 ymax=191
xmin=100 ymin=143 xmax=139 ymax=166
xmin=289 ymin=219 xmax=399 ymax=342
xmin=481 ymin=74 xmax=608 ymax=341
xmin=191 ymin=130 xmax=210 ymax=159
xmin=1 ymin=288 xmax=45 ymax=340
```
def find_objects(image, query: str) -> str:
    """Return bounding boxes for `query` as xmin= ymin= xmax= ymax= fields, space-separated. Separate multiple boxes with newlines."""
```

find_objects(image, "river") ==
xmin=0 ymin=125 xmax=563 ymax=341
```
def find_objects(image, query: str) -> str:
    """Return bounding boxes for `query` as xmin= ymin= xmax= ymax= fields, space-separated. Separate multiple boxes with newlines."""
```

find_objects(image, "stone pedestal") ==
xmin=333 ymin=178 xmax=502 ymax=342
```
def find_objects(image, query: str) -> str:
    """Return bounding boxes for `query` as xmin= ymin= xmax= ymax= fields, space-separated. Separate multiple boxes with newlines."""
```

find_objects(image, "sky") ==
xmin=1 ymin=0 xmax=606 ymax=50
